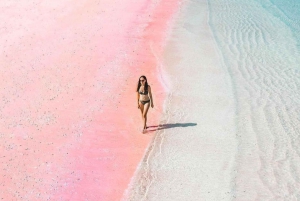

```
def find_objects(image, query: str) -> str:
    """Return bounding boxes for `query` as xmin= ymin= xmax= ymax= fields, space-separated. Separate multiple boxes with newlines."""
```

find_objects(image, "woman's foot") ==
xmin=141 ymin=126 xmax=146 ymax=133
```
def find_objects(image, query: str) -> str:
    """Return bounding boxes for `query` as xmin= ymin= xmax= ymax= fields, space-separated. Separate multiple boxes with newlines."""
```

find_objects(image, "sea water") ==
xmin=259 ymin=0 xmax=300 ymax=45
xmin=208 ymin=0 xmax=300 ymax=199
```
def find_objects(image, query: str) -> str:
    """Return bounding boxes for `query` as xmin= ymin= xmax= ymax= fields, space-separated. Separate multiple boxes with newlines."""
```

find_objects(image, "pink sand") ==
xmin=0 ymin=0 xmax=180 ymax=200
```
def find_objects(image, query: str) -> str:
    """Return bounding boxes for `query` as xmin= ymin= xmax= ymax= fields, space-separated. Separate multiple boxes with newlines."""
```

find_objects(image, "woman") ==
xmin=137 ymin=75 xmax=154 ymax=132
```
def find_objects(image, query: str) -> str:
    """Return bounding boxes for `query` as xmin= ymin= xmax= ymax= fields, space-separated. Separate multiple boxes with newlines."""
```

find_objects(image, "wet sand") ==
xmin=122 ymin=0 xmax=237 ymax=200
xmin=123 ymin=0 xmax=300 ymax=200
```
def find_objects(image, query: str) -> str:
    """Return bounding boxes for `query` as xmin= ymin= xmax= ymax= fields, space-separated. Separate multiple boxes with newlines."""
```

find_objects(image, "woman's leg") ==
xmin=139 ymin=101 xmax=144 ymax=121
xmin=142 ymin=102 xmax=150 ymax=129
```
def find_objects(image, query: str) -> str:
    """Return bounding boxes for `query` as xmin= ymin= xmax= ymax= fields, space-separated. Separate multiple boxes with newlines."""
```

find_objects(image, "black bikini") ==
xmin=139 ymin=88 xmax=148 ymax=95
xmin=140 ymin=100 xmax=150 ymax=105
xmin=139 ymin=87 xmax=150 ymax=105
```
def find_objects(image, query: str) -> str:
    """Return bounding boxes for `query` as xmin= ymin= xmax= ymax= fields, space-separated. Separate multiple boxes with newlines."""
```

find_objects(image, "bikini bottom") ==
xmin=140 ymin=100 xmax=150 ymax=105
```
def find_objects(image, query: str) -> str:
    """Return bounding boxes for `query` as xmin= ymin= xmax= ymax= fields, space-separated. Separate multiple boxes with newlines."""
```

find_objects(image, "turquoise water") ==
xmin=208 ymin=0 xmax=300 ymax=199
xmin=255 ymin=0 xmax=300 ymax=45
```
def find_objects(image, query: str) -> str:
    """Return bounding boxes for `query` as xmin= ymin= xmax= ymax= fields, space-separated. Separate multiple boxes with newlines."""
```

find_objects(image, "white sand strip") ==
xmin=122 ymin=0 xmax=238 ymax=200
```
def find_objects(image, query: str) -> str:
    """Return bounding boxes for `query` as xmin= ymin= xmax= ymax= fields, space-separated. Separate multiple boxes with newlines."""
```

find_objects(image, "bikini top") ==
xmin=139 ymin=86 xmax=148 ymax=95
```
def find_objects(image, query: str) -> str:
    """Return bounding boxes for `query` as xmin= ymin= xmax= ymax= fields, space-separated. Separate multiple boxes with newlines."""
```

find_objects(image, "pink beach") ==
xmin=5 ymin=0 xmax=299 ymax=200
xmin=0 ymin=0 xmax=181 ymax=200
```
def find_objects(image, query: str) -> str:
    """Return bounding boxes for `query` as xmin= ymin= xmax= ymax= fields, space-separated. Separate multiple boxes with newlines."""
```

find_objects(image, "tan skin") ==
xmin=137 ymin=79 xmax=154 ymax=131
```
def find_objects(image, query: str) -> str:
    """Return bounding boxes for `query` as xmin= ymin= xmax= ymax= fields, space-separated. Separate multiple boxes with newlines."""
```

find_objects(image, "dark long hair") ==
xmin=136 ymin=75 xmax=148 ymax=92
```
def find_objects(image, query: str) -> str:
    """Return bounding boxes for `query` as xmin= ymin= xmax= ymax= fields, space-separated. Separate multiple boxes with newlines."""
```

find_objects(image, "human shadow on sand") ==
xmin=146 ymin=123 xmax=197 ymax=132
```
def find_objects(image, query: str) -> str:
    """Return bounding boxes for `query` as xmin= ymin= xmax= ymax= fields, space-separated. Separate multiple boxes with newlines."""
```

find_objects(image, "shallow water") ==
xmin=256 ymin=0 xmax=300 ymax=45
xmin=208 ymin=0 xmax=300 ymax=199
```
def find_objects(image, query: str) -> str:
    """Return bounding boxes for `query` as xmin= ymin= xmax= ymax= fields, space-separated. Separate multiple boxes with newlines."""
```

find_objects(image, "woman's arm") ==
xmin=148 ymin=86 xmax=154 ymax=108
xmin=137 ymin=91 xmax=140 ymax=108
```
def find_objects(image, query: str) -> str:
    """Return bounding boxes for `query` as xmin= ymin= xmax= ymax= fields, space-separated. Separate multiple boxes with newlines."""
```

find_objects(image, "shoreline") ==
xmin=122 ymin=0 xmax=237 ymax=200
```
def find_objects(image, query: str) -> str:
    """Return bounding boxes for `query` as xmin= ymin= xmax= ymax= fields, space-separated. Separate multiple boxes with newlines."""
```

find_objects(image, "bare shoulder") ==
xmin=148 ymin=85 xmax=151 ymax=90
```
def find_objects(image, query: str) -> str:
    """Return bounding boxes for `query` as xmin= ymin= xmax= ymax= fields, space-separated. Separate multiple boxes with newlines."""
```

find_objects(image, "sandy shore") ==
xmin=3 ymin=0 xmax=299 ymax=199
xmin=124 ymin=0 xmax=300 ymax=199
xmin=0 ymin=0 xmax=180 ymax=200
xmin=122 ymin=0 xmax=237 ymax=200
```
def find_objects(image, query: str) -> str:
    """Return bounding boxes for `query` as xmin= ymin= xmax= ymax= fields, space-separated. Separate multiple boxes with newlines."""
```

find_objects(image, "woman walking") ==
xmin=137 ymin=75 xmax=154 ymax=132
